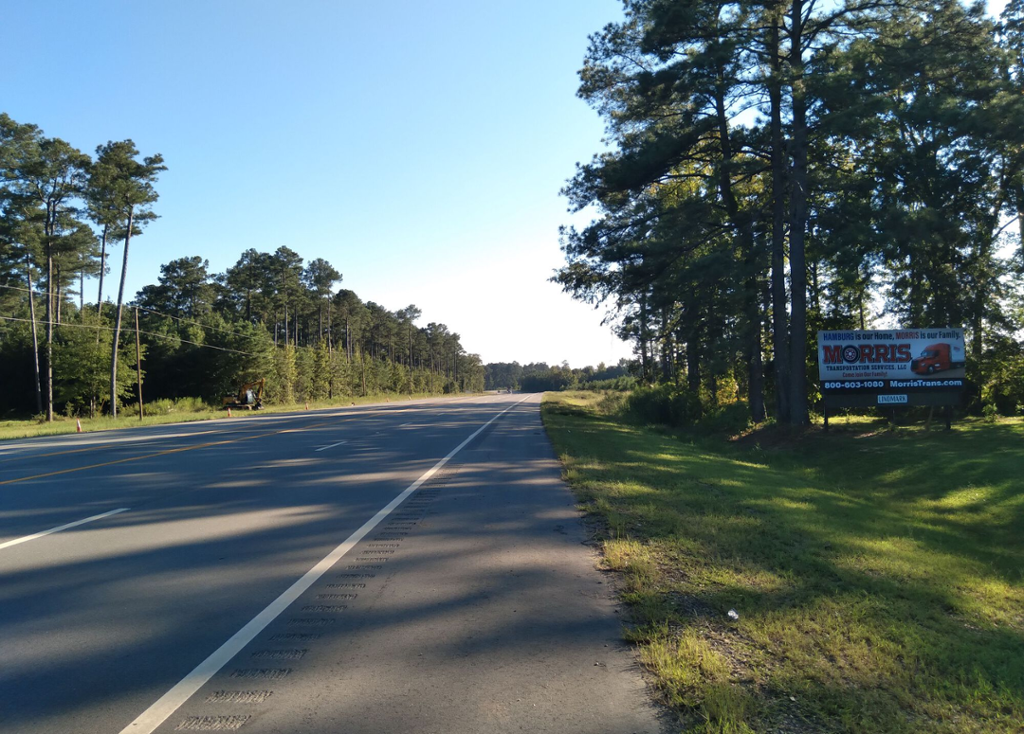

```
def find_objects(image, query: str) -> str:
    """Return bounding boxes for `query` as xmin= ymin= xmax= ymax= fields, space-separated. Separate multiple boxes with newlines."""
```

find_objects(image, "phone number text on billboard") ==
xmin=822 ymin=379 xmax=964 ymax=392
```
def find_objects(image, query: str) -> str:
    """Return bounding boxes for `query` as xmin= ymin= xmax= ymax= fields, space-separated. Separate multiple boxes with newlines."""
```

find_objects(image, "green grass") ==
xmin=0 ymin=392 xmax=463 ymax=441
xmin=542 ymin=391 xmax=1024 ymax=734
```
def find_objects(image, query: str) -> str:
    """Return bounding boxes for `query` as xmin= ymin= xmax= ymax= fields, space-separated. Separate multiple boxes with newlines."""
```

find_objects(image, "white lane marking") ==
xmin=314 ymin=440 xmax=348 ymax=452
xmin=119 ymin=393 xmax=532 ymax=734
xmin=0 ymin=508 xmax=130 ymax=551
xmin=399 ymin=422 xmax=413 ymax=427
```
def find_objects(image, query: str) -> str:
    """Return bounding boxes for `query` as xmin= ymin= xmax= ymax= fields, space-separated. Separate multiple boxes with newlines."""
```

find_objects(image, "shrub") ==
xmin=625 ymin=385 xmax=702 ymax=427
xmin=137 ymin=396 xmax=211 ymax=415
xmin=700 ymin=401 xmax=752 ymax=434
xmin=586 ymin=375 xmax=639 ymax=392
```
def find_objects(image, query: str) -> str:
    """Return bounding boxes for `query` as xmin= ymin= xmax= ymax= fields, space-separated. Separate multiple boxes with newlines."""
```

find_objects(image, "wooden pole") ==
xmin=135 ymin=307 xmax=144 ymax=421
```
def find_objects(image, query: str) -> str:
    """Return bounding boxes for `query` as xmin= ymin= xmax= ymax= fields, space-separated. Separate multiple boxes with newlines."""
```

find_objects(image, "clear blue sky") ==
xmin=5 ymin=0 xmax=630 ymax=367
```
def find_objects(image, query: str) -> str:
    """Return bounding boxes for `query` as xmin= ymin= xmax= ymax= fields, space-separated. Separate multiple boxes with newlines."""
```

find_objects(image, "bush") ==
xmin=136 ymin=396 xmax=211 ymax=415
xmin=625 ymin=385 xmax=702 ymax=427
xmin=597 ymin=390 xmax=630 ymax=416
xmin=618 ymin=385 xmax=751 ymax=433
xmin=700 ymin=401 xmax=752 ymax=434
xmin=585 ymin=375 xmax=638 ymax=392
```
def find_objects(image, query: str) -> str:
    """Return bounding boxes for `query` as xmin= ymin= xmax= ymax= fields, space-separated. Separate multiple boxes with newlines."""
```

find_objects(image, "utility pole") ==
xmin=135 ymin=307 xmax=144 ymax=421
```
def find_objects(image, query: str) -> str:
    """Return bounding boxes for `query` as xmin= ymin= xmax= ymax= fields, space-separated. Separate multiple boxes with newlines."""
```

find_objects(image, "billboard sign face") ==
xmin=817 ymin=328 xmax=966 ymax=407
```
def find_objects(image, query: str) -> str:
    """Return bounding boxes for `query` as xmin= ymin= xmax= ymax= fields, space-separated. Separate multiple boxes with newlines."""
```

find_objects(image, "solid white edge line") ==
xmin=0 ymin=508 xmax=130 ymax=551
xmin=314 ymin=440 xmax=348 ymax=452
xmin=119 ymin=393 xmax=533 ymax=734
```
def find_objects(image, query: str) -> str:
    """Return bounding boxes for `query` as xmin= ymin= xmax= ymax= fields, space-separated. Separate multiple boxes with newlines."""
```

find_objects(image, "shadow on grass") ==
xmin=542 ymin=394 xmax=1024 ymax=733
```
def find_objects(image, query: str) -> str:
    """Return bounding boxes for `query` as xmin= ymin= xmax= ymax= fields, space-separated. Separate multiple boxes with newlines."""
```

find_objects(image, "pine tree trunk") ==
xmin=769 ymin=14 xmax=791 ymax=424
xmin=713 ymin=79 xmax=764 ymax=422
xmin=110 ymin=209 xmax=135 ymax=419
xmin=639 ymin=294 xmax=650 ymax=383
xmin=96 ymin=224 xmax=108 ymax=319
xmin=788 ymin=0 xmax=810 ymax=425
xmin=686 ymin=324 xmax=701 ymax=395
xmin=660 ymin=309 xmax=672 ymax=383
xmin=26 ymin=255 xmax=43 ymax=416
xmin=45 ymin=228 xmax=54 ymax=422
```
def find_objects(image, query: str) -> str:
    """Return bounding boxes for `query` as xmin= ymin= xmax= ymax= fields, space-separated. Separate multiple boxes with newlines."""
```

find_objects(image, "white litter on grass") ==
xmin=727 ymin=609 xmax=740 ymax=621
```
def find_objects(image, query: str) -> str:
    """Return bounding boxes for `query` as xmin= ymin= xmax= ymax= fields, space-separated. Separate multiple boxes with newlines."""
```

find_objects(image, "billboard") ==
xmin=817 ymin=328 xmax=965 ymax=408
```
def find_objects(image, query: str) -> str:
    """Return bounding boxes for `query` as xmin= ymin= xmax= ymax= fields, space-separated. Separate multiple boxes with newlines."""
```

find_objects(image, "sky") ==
xmin=5 ymin=0 xmax=1011 ymax=367
xmin=4 ymin=0 xmax=630 ymax=368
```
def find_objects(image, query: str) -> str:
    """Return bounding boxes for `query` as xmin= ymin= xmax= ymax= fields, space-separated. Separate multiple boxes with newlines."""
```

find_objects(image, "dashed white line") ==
xmin=314 ymin=440 xmax=348 ymax=452
xmin=118 ymin=394 xmax=531 ymax=734
xmin=0 ymin=507 xmax=130 ymax=551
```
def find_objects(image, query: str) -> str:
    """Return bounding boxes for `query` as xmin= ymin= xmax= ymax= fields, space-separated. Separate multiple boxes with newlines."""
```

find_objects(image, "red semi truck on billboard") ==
xmin=911 ymin=343 xmax=966 ymax=375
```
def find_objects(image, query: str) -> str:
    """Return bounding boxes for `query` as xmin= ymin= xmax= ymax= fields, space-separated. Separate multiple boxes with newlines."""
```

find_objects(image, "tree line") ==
xmin=0 ymin=114 xmax=483 ymax=419
xmin=484 ymin=359 xmax=633 ymax=391
xmin=557 ymin=0 xmax=1024 ymax=423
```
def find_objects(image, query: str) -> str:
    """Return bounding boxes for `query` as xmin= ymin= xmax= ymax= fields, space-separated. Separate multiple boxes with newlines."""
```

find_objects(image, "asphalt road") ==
xmin=0 ymin=394 xmax=666 ymax=733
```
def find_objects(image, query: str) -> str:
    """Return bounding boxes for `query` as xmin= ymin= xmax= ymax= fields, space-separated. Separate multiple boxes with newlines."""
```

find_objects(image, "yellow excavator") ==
xmin=222 ymin=378 xmax=265 ymax=410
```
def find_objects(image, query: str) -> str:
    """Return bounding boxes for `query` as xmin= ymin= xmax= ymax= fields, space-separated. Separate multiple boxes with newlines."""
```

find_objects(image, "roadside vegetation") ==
xmin=543 ymin=391 xmax=1024 ymax=733
xmin=1 ymin=114 xmax=485 ymax=423
xmin=557 ymin=0 xmax=1024 ymax=425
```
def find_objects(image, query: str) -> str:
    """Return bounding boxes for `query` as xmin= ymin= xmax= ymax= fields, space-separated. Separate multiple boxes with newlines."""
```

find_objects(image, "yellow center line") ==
xmin=0 ymin=429 xmax=228 ymax=465
xmin=0 ymin=421 xmax=331 ymax=486
xmin=0 ymin=443 xmax=121 ymax=464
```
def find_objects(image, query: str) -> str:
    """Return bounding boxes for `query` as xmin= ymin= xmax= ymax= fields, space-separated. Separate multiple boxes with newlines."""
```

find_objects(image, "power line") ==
xmin=0 ymin=282 xmax=35 ymax=295
xmin=0 ymin=283 xmax=320 ymax=351
xmin=0 ymin=315 xmax=257 ymax=356
xmin=136 ymin=305 xmax=257 ymax=341
xmin=0 ymin=283 xmax=393 ymax=356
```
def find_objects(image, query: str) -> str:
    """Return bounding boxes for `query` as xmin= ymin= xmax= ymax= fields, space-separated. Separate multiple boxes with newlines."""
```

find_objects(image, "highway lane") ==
xmin=0 ymin=394 xmax=665 ymax=733
xmin=0 ymin=395 xmax=481 ymax=543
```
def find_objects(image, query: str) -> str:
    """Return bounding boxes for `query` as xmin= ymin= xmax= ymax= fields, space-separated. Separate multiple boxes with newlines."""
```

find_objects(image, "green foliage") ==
xmin=50 ymin=314 xmax=133 ymax=416
xmin=560 ymin=0 xmax=1023 ymax=426
xmin=495 ymin=359 xmax=633 ymax=392
xmin=141 ymin=396 xmax=209 ymax=415
xmin=310 ymin=343 xmax=331 ymax=401
xmin=624 ymin=384 xmax=702 ymax=428
xmin=0 ymin=115 xmax=489 ymax=418
xmin=271 ymin=345 xmax=297 ymax=404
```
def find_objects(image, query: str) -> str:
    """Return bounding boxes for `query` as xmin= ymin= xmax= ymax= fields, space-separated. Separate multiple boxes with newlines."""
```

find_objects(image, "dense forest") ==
xmin=557 ymin=0 xmax=1024 ymax=423
xmin=0 ymin=114 xmax=483 ymax=419
xmin=485 ymin=359 xmax=633 ymax=391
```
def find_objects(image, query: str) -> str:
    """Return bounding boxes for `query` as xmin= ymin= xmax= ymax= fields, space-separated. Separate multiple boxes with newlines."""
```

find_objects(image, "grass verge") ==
xmin=542 ymin=391 xmax=1024 ymax=734
xmin=0 ymin=392 xmax=471 ymax=441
